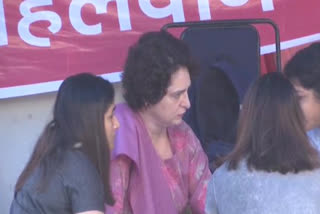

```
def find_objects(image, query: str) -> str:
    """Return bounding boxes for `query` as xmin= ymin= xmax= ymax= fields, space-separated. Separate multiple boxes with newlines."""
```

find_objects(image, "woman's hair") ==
xmin=15 ymin=73 xmax=115 ymax=204
xmin=284 ymin=42 xmax=320 ymax=98
xmin=227 ymin=72 xmax=320 ymax=174
xmin=196 ymin=66 xmax=239 ymax=144
xmin=122 ymin=30 xmax=196 ymax=111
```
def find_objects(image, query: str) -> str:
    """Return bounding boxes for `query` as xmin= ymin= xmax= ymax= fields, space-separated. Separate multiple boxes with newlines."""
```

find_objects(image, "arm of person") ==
xmin=187 ymin=129 xmax=212 ymax=214
xmin=105 ymin=155 xmax=132 ymax=214
xmin=205 ymin=177 xmax=219 ymax=214
xmin=63 ymin=151 xmax=106 ymax=214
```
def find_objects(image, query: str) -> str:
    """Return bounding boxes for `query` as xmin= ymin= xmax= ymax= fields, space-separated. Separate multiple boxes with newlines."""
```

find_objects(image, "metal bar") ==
xmin=162 ymin=19 xmax=281 ymax=73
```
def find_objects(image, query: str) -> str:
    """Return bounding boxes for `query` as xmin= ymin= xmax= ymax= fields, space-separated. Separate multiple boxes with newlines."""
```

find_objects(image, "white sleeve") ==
xmin=205 ymin=176 xmax=219 ymax=214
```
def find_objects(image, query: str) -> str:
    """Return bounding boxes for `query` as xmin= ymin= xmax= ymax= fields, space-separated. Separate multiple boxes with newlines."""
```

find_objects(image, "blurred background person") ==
xmin=184 ymin=66 xmax=239 ymax=171
xmin=284 ymin=42 xmax=320 ymax=151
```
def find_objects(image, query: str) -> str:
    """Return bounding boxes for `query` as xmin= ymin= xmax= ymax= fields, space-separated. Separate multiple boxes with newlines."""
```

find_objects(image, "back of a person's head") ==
xmin=284 ymin=42 xmax=320 ymax=95
xmin=122 ymin=30 xmax=195 ymax=111
xmin=228 ymin=72 xmax=320 ymax=174
xmin=196 ymin=66 xmax=239 ymax=143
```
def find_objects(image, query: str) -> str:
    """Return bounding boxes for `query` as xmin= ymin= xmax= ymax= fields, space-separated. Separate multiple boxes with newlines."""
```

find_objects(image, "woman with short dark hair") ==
xmin=205 ymin=72 xmax=320 ymax=214
xmin=10 ymin=73 xmax=119 ymax=214
xmin=122 ymin=30 xmax=196 ymax=111
xmin=107 ymin=31 xmax=211 ymax=214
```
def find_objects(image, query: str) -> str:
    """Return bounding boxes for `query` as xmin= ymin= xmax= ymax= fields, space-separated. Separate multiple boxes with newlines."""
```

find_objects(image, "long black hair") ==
xmin=15 ymin=73 xmax=115 ymax=204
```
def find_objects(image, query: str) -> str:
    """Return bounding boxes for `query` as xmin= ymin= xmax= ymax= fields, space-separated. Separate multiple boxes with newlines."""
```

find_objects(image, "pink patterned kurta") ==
xmin=106 ymin=121 xmax=211 ymax=214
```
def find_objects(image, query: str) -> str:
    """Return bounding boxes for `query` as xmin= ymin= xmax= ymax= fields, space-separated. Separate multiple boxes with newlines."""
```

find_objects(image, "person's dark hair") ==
xmin=122 ymin=30 xmax=196 ymax=111
xmin=284 ymin=42 xmax=320 ymax=98
xmin=196 ymin=66 xmax=239 ymax=144
xmin=15 ymin=73 xmax=115 ymax=204
xmin=227 ymin=72 xmax=320 ymax=174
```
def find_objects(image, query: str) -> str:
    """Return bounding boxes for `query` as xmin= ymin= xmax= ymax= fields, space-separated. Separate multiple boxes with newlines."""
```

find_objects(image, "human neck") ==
xmin=139 ymin=110 xmax=173 ymax=160
xmin=139 ymin=110 xmax=167 ymax=142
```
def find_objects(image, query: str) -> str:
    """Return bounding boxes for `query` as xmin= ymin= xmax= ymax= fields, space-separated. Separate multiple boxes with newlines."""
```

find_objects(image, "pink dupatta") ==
xmin=112 ymin=103 xmax=178 ymax=214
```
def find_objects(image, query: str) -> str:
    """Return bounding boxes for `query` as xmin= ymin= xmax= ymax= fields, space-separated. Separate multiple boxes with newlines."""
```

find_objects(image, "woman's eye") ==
xmin=172 ymin=92 xmax=182 ymax=99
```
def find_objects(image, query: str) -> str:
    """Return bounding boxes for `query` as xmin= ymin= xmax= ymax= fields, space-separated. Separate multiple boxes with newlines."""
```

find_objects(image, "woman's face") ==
xmin=104 ymin=103 xmax=120 ymax=150
xmin=294 ymin=83 xmax=320 ymax=131
xmin=146 ymin=67 xmax=191 ymax=127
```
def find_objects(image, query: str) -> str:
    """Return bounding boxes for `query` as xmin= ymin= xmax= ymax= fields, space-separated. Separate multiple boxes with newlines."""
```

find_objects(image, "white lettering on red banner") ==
xmin=0 ymin=0 xmax=276 ymax=47
xmin=2 ymin=0 xmax=320 ymax=99
xmin=198 ymin=0 xmax=211 ymax=20
xmin=261 ymin=0 xmax=274 ymax=11
xmin=221 ymin=0 xmax=249 ymax=7
xmin=138 ymin=0 xmax=185 ymax=22
xmin=0 ymin=0 xmax=8 ymax=46
xmin=220 ymin=0 xmax=273 ymax=11
xmin=69 ymin=0 xmax=131 ymax=35
xmin=18 ymin=0 xmax=62 ymax=47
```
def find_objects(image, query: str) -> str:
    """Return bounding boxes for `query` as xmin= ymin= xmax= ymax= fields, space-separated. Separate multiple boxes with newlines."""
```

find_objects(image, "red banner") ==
xmin=0 ymin=0 xmax=320 ymax=98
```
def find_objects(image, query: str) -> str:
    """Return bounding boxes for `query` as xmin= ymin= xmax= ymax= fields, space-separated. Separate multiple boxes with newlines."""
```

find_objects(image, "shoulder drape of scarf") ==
xmin=112 ymin=103 xmax=177 ymax=214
